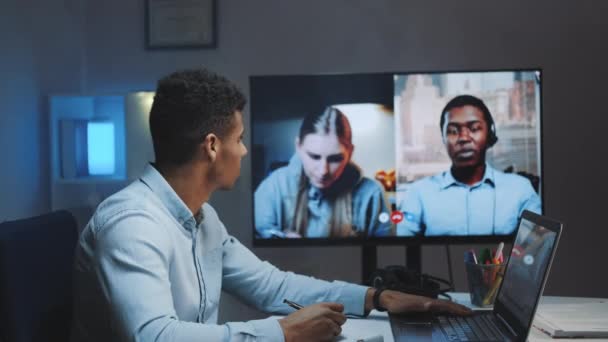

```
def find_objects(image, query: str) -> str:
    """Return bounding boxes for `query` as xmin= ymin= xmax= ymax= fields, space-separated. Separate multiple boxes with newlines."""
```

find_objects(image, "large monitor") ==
xmin=251 ymin=69 xmax=543 ymax=246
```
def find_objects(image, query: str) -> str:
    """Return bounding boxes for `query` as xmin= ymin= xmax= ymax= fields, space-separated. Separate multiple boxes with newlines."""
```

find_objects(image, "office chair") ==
xmin=0 ymin=210 xmax=78 ymax=342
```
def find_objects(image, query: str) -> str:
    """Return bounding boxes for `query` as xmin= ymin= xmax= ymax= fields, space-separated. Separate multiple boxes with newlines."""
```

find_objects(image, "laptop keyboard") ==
xmin=437 ymin=314 xmax=505 ymax=341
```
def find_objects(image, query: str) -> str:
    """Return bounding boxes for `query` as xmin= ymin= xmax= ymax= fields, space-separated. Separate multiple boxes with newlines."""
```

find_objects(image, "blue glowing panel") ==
xmin=87 ymin=122 xmax=115 ymax=175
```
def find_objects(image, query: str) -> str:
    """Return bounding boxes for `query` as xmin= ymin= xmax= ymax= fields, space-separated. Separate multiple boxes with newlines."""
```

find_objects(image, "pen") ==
xmin=482 ymin=270 xmax=504 ymax=305
xmin=283 ymin=299 xmax=358 ymax=319
xmin=494 ymin=242 xmax=504 ymax=264
xmin=283 ymin=298 xmax=304 ymax=310
xmin=469 ymin=249 xmax=478 ymax=264
xmin=357 ymin=334 xmax=384 ymax=342
xmin=480 ymin=248 xmax=492 ymax=264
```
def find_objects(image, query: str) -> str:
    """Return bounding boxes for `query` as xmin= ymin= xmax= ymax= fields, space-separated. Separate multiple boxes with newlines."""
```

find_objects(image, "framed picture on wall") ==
xmin=145 ymin=0 xmax=217 ymax=49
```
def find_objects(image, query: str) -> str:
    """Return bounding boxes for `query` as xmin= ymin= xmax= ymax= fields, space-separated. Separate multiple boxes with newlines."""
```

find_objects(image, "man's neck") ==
xmin=451 ymin=163 xmax=486 ymax=186
xmin=156 ymin=163 xmax=214 ymax=218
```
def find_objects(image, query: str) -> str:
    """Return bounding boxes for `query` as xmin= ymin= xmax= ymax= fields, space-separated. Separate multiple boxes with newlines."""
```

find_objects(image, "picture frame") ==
xmin=145 ymin=0 xmax=217 ymax=49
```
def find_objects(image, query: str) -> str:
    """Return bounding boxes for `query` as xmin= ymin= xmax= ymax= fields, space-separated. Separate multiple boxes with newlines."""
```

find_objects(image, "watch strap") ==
xmin=373 ymin=288 xmax=387 ymax=312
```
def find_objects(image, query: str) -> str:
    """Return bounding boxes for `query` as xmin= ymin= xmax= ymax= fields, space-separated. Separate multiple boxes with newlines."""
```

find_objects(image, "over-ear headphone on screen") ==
xmin=440 ymin=94 xmax=498 ymax=147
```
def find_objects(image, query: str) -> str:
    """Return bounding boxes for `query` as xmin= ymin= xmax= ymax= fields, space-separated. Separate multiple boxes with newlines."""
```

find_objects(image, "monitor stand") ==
xmin=361 ymin=244 xmax=421 ymax=285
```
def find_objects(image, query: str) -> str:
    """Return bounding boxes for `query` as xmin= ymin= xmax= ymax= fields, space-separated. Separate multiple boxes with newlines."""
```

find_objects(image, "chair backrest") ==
xmin=0 ymin=210 xmax=78 ymax=342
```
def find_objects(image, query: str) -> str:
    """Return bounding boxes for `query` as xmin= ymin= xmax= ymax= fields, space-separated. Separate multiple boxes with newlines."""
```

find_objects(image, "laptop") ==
xmin=389 ymin=210 xmax=563 ymax=342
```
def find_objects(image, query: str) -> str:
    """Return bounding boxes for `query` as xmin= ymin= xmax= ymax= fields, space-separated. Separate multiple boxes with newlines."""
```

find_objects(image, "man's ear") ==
xmin=203 ymin=133 xmax=219 ymax=162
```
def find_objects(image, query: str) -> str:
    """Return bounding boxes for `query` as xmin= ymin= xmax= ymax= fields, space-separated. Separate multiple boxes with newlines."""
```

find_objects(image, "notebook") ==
xmin=533 ymin=300 xmax=608 ymax=338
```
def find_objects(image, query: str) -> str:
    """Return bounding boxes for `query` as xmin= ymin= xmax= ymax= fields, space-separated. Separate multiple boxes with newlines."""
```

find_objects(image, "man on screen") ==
xmin=397 ymin=95 xmax=541 ymax=236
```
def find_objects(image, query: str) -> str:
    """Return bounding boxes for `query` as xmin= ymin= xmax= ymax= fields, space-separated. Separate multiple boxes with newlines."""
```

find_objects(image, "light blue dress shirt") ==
xmin=71 ymin=164 xmax=368 ymax=342
xmin=396 ymin=164 xmax=542 ymax=236
xmin=255 ymin=155 xmax=391 ymax=238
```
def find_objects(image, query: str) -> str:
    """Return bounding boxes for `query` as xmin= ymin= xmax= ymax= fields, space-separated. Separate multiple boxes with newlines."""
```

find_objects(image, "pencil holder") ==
xmin=464 ymin=262 xmax=505 ymax=307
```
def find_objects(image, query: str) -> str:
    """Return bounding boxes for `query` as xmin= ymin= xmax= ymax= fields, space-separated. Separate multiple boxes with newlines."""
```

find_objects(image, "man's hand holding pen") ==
xmin=278 ymin=302 xmax=346 ymax=342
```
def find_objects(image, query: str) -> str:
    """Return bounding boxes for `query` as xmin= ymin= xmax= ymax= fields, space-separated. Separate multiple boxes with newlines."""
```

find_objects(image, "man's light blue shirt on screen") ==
xmin=71 ymin=164 xmax=368 ymax=342
xmin=396 ymin=164 xmax=541 ymax=236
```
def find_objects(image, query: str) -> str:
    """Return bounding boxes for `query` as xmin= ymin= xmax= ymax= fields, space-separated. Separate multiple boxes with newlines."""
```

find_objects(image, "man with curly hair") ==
xmin=71 ymin=69 xmax=470 ymax=342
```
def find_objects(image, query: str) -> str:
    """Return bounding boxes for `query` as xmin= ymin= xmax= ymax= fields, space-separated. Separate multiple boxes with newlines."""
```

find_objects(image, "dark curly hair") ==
xmin=149 ymin=69 xmax=246 ymax=166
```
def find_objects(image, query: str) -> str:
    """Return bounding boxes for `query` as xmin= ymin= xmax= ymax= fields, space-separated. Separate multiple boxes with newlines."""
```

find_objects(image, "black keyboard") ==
xmin=437 ymin=314 xmax=505 ymax=341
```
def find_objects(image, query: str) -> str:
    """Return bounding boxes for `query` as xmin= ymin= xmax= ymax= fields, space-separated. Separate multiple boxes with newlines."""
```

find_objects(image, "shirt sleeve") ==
xmin=520 ymin=184 xmax=542 ymax=215
xmin=254 ymin=176 xmax=286 ymax=238
xmin=93 ymin=210 xmax=285 ymax=342
xmin=220 ymin=232 xmax=369 ymax=317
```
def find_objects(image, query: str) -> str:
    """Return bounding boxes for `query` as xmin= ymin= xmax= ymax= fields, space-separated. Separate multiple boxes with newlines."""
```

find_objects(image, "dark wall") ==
xmin=2 ymin=0 xmax=607 ymax=322
xmin=0 ymin=0 xmax=85 ymax=221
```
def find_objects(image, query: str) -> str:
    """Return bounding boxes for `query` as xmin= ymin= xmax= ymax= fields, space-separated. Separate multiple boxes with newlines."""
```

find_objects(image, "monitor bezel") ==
xmin=249 ymin=67 xmax=544 ymax=247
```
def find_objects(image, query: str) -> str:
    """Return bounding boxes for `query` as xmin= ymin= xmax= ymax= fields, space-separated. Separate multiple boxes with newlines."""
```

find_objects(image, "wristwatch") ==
xmin=373 ymin=288 xmax=388 ymax=312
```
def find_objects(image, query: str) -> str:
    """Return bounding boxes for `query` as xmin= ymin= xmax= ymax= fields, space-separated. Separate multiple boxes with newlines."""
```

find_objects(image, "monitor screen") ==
xmin=251 ymin=70 xmax=542 ymax=242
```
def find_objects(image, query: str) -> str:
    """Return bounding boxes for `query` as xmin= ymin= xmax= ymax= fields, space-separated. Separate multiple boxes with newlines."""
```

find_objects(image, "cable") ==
xmin=492 ymin=171 xmax=497 ymax=235
xmin=445 ymin=244 xmax=454 ymax=292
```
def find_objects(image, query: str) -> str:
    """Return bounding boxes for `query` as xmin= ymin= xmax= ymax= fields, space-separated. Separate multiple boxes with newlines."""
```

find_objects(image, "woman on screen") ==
xmin=255 ymin=107 xmax=391 ymax=238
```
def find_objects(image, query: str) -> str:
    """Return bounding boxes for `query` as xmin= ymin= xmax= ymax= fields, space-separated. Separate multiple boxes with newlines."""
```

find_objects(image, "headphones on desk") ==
xmin=369 ymin=265 xmax=453 ymax=299
xmin=440 ymin=94 xmax=498 ymax=148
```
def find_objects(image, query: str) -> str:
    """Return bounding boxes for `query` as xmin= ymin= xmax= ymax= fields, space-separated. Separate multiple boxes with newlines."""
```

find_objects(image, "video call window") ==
xmin=251 ymin=70 xmax=543 ymax=241
xmin=395 ymin=71 xmax=542 ymax=237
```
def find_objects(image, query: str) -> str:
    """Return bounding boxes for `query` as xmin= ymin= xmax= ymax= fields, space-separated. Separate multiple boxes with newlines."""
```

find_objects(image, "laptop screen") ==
xmin=495 ymin=214 xmax=560 ymax=336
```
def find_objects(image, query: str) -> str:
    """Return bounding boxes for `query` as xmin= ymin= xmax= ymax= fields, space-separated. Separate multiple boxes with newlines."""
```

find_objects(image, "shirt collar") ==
xmin=139 ymin=163 xmax=202 ymax=230
xmin=308 ymin=186 xmax=322 ymax=201
xmin=440 ymin=163 xmax=496 ymax=189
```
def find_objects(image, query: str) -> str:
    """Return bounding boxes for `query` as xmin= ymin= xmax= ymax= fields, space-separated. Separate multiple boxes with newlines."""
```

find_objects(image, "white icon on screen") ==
xmin=523 ymin=254 xmax=534 ymax=265
xmin=378 ymin=212 xmax=390 ymax=223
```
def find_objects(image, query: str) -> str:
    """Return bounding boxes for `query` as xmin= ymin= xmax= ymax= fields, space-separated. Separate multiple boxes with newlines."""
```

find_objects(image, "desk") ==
xmin=323 ymin=293 xmax=608 ymax=342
